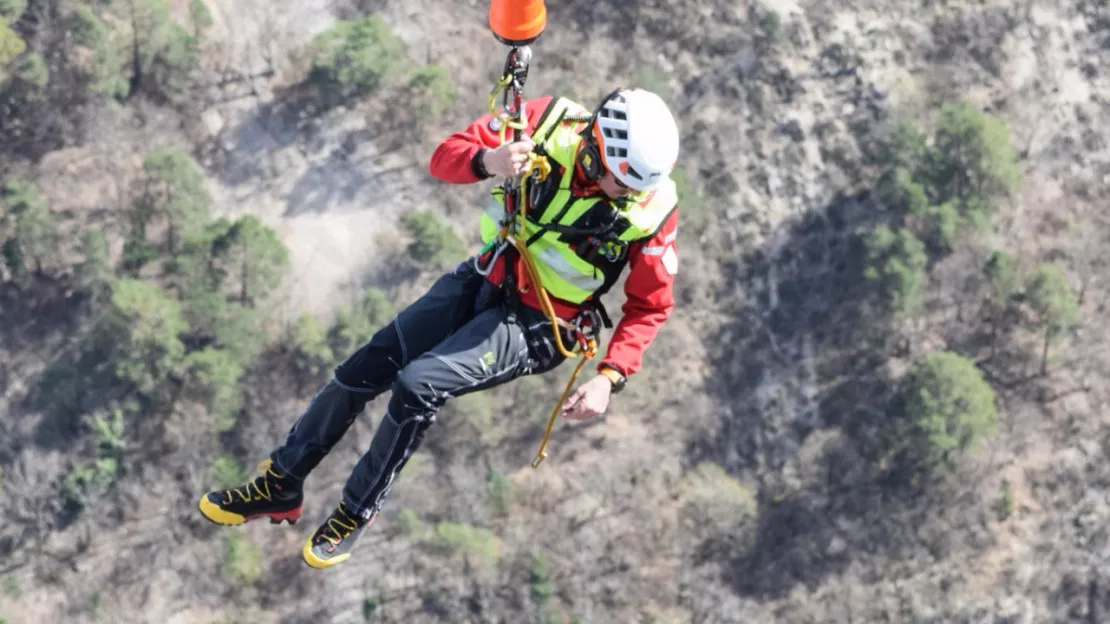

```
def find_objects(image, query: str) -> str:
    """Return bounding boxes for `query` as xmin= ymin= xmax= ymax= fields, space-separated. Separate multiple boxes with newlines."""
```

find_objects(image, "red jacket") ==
xmin=427 ymin=95 xmax=678 ymax=378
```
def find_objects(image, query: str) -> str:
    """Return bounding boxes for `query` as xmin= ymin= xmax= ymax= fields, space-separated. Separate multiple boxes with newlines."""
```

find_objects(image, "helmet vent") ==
xmin=600 ymin=107 xmax=627 ymax=121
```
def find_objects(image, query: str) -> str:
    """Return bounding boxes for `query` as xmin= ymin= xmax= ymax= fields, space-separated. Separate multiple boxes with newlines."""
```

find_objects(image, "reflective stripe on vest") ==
xmin=480 ymin=97 xmax=678 ymax=304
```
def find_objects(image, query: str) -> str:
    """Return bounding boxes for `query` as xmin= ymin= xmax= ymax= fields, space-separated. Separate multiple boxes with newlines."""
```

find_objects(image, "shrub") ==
xmin=407 ymin=64 xmax=457 ymax=120
xmin=1024 ymin=263 xmax=1079 ymax=374
xmin=310 ymin=15 xmax=406 ymax=107
xmin=680 ymin=462 xmax=758 ymax=546
xmin=400 ymin=209 xmax=467 ymax=268
xmin=863 ymin=225 xmax=928 ymax=319
xmin=222 ymin=533 xmax=262 ymax=586
xmin=210 ymin=456 xmax=249 ymax=489
xmin=432 ymin=521 xmax=502 ymax=568
xmin=903 ymin=350 xmax=997 ymax=470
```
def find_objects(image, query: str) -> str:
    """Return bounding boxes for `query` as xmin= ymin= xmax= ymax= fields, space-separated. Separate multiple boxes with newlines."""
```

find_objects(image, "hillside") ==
xmin=2 ymin=0 xmax=1110 ymax=623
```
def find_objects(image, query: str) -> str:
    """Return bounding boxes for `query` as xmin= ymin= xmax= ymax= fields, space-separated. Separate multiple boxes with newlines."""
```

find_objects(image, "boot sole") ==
xmin=197 ymin=496 xmax=303 ymax=526
xmin=302 ymin=539 xmax=351 ymax=569
xmin=300 ymin=512 xmax=377 ymax=569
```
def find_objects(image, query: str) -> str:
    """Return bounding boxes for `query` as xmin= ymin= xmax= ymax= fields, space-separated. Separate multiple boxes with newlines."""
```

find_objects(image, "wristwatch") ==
xmin=599 ymin=366 xmax=627 ymax=393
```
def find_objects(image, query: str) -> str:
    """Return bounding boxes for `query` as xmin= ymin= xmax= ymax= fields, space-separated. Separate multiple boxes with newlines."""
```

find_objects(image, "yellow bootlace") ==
xmin=321 ymin=503 xmax=360 ymax=546
xmin=222 ymin=459 xmax=280 ymax=504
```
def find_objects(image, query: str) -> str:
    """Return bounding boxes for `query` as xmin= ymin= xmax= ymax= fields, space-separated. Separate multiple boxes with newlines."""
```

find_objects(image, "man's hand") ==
xmin=482 ymin=136 xmax=536 ymax=177
xmin=560 ymin=374 xmax=613 ymax=422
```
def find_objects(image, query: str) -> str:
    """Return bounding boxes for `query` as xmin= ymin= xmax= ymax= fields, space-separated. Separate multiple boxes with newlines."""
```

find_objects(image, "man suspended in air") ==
xmin=197 ymin=84 xmax=683 ymax=569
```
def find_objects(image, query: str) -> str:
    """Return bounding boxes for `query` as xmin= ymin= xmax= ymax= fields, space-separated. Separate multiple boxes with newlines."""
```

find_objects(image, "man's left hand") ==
xmin=561 ymin=374 xmax=613 ymax=421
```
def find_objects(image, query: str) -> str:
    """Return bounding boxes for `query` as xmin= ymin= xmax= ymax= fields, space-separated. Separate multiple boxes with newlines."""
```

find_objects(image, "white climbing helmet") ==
xmin=591 ymin=88 xmax=680 ymax=191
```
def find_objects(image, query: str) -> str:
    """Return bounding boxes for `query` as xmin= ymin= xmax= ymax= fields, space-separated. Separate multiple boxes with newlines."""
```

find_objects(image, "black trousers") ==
xmin=270 ymin=256 xmax=572 ymax=520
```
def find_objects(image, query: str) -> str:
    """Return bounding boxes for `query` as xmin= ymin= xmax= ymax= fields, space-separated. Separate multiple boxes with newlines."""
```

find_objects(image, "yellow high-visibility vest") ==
xmin=479 ymin=97 xmax=677 ymax=304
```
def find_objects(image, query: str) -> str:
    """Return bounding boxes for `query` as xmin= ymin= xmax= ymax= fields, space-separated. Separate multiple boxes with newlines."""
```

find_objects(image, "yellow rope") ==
xmin=486 ymin=77 xmax=599 ymax=467
xmin=511 ymin=175 xmax=597 ymax=469
xmin=532 ymin=355 xmax=590 ymax=468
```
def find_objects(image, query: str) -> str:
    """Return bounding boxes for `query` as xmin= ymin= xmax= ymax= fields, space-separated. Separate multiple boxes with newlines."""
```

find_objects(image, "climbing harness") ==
xmin=483 ymin=0 xmax=600 ymax=469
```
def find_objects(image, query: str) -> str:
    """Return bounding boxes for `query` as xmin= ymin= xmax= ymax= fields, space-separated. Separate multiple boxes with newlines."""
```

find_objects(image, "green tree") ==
xmin=210 ymin=456 xmax=249 ymax=489
xmin=122 ymin=0 xmax=202 ymax=100
xmin=221 ymin=216 xmax=288 ymax=306
xmin=95 ymin=279 xmax=187 ymax=399
xmin=189 ymin=0 xmax=213 ymax=36
xmin=180 ymin=288 xmax=229 ymax=332
xmin=120 ymin=237 xmax=159 ymax=274
xmin=400 ymin=209 xmax=467 ymax=269
xmin=902 ymin=350 xmax=997 ymax=470
xmin=69 ymin=5 xmax=128 ymax=99
xmin=358 ymin=287 xmax=395 ymax=327
xmin=407 ymin=64 xmax=456 ymax=120
xmin=36 ymin=366 xmax=86 ymax=418
xmin=432 ymin=522 xmax=502 ymax=569
xmin=1 ymin=180 xmax=59 ymax=276
xmin=984 ymin=250 xmax=1018 ymax=306
xmin=135 ymin=148 xmax=212 ymax=256
xmin=1 ymin=236 xmax=19 ymax=275
xmin=182 ymin=347 xmax=244 ymax=431
xmin=755 ymin=8 xmax=782 ymax=47
xmin=180 ymin=290 xmax=267 ymax=365
xmin=983 ymin=250 xmax=1018 ymax=356
xmin=874 ymin=108 xmax=1018 ymax=257
xmin=680 ymin=462 xmax=757 ymax=553
xmin=914 ymin=201 xmax=960 ymax=254
xmin=214 ymin=305 xmax=268 ymax=364
xmin=76 ymin=229 xmax=114 ymax=296
xmin=0 ymin=0 xmax=26 ymax=21
xmin=488 ymin=470 xmax=513 ymax=517
xmin=863 ymin=225 xmax=928 ymax=320
xmin=70 ymin=6 xmax=110 ymax=48
xmin=309 ymin=15 xmax=406 ymax=107
xmin=878 ymin=121 xmax=929 ymax=175
xmin=928 ymin=101 xmax=1020 ymax=228
xmin=62 ymin=457 xmax=119 ymax=510
xmin=396 ymin=508 xmax=427 ymax=539
xmin=90 ymin=408 xmax=127 ymax=458
xmin=175 ymin=216 xmax=287 ymax=307
xmin=878 ymin=167 xmax=928 ymax=215
xmin=529 ymin=552 xmax=555 ymax=608
xmin=1024 ymin=263 xmax=1079 ymax=375
xmin=327 ymin=287 xmax=396 ymax=356
xmin=173 ymin=220 xmax=272 ymax=364
xmin=438 ymin=392 xmax=497 ymax=452
xmin=11 ymin=52 xmax=47 ymax=89
xmin=877 ymin=167 xmax=960 ymax=253
xmin=289 ymin=312 xmax=334 ymax=382
xmin=0 ymin=16 xmax=24 ymax=67
xmin=173 ymin=217 xmax=235 ymax=294
xmin=222 ymin=533 xmax=262 ymax=586
xmin=175 ymin=220 xmax=270 ymax=365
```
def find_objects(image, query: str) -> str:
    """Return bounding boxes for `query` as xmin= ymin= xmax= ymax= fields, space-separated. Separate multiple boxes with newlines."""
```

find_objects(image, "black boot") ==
xmin=197 ymin=460 xmax=303 ymax=526
xmin=301 ymin=500 xmax=377 ymax=569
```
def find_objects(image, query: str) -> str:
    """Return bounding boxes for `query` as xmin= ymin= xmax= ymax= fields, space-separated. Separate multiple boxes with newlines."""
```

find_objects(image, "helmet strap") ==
xmin=577 ymin=88 xmax=627 ymax=182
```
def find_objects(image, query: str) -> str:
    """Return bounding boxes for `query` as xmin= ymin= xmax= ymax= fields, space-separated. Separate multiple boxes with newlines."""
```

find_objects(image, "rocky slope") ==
xmin=3 ymin=0 xmax=1110 ymax=622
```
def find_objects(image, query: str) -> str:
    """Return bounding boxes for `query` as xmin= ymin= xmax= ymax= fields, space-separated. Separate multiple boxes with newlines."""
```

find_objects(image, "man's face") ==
xmin=597 ymin=170 xmax=638 ymax=200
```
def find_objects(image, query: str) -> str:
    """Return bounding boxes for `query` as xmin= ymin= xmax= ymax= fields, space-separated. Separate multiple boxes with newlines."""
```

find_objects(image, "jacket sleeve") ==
xmin=598 ymin=208 xmax=679 ymax=378
xmin=428 ymin=95 xmax=556 ymax=184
